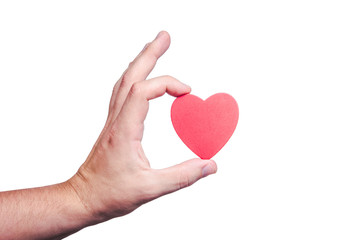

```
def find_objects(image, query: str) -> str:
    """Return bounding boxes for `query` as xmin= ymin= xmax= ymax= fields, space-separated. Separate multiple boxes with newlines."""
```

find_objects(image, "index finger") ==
xmin=114 ymin=76 xmax=191 ymax=140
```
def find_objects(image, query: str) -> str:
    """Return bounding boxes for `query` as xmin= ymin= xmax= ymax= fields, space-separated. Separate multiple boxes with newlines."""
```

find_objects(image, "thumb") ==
xmin=152 ymin=159 xmax=217 ymax=198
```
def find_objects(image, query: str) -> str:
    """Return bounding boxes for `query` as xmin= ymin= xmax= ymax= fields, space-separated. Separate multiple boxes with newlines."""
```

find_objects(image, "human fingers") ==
xmin=113 ymin=75 xmax=190 ymax=140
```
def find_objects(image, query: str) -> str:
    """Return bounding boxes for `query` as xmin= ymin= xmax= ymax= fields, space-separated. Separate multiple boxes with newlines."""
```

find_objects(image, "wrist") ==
xmin=66 ymin=171 xmax=112 ymax=225
xmin=64 ymin=175 xmax=103 ymax=227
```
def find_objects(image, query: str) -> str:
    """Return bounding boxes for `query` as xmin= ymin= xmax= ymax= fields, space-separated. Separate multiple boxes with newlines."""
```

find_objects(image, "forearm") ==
xmin=0 ymin=181 xmax=93 ymax=240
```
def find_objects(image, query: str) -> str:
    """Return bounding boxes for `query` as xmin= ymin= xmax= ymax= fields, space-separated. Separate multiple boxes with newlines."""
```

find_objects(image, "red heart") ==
xmin=171 ymin=93 xmax=239 ymax=159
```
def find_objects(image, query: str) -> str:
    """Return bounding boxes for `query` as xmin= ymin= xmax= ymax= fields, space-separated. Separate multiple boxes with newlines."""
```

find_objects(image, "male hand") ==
xmin=68 ymin=31 xmax=217 ymax=223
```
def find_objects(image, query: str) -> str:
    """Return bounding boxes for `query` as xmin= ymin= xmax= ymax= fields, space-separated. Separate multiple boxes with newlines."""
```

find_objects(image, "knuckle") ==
xmin=105 ymin=126 xmax=119 ymax=148
xmin=177 ymin=168 xmax=191 ymax=190
xmin=161 ymin=75 xmax=178 ymax=85
xmin=162 ymin=74 xmax=175 ymax=80
xmin=142 ymin=42 xmax=151 ymax=53
xmin=129 ymin=82 xmax=142 ymax=97
xmin=120 ymin=70 xmax=132 ymax=88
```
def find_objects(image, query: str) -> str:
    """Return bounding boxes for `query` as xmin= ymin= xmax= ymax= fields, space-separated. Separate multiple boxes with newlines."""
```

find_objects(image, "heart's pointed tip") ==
xmin=199 ymin=153 xmax=216 ymax=160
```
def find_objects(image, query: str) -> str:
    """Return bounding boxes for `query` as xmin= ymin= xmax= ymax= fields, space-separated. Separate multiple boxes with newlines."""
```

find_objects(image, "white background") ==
xmin=1 ymin=1 xmax=360 ymax=239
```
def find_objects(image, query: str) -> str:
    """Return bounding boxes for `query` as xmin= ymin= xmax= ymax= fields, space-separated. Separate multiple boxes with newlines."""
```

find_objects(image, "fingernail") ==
xmin=202 ymin=163 xmax=215 ymax=178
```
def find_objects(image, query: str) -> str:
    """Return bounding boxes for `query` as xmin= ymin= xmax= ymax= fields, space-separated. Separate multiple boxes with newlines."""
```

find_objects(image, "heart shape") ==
xmin=171 ymin=93 xmax=239 ymax=159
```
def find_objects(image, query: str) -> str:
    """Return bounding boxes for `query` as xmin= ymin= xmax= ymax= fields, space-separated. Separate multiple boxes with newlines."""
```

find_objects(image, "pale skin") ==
xmin=0 ymin=31 xmax=217 ymax=239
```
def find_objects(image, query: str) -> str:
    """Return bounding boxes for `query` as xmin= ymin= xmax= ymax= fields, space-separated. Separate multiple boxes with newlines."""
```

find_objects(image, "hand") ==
xmin=67 ymin=31 xmax=217 ymax=223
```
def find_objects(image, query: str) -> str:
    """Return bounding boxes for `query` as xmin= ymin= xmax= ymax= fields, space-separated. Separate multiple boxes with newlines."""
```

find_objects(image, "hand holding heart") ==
xmin=67 ymin=31 xmax=218 ymax=223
